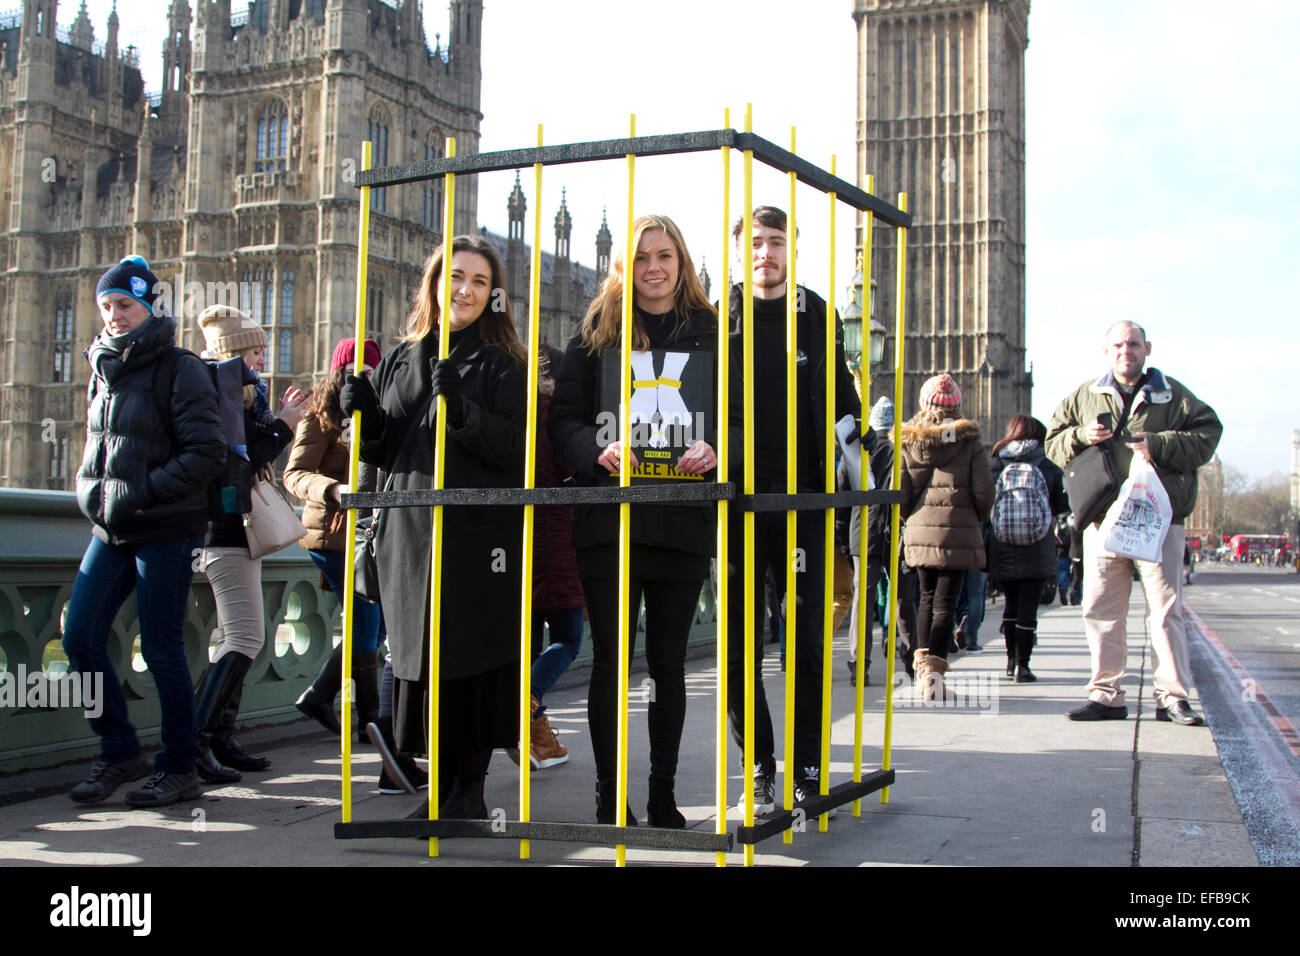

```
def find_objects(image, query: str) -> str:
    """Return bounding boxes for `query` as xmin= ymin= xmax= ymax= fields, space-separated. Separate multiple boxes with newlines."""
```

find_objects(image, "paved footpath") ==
xmin=0 ymin=600 xmax=1262 ymax=868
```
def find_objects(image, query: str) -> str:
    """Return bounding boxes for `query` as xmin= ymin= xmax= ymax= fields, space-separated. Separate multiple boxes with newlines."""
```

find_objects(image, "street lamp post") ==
xmin=841 ymin=255 xmax=887 ymax=374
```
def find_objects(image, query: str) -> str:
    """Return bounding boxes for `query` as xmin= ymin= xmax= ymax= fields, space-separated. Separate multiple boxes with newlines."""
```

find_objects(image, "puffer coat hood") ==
xmin=899 ymin=416 xmax=994 ymax=571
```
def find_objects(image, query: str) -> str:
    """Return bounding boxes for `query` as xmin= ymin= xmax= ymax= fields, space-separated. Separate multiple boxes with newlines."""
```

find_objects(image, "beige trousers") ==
xmin=1081 ymin=522 xmax=1190 ymax=708
xmin=203 ymin=546 xmax=267 ymax=661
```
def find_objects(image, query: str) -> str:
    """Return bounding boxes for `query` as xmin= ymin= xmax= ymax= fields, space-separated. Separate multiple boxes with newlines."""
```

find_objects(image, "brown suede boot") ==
xmin=925 ymin=655 xmax=950 ymax=701
xmin=913 ymin=648 xmax=930 ymax=699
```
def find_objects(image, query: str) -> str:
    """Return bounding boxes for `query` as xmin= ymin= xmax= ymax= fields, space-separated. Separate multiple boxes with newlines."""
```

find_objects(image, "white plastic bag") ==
xmin=1099 ymin=455 xmax=1172 ymax=563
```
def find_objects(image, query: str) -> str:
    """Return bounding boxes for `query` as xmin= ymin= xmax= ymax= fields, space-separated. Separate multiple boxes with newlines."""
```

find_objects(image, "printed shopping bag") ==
xmin=1099 ymin=455 xmax=1172 ymax=563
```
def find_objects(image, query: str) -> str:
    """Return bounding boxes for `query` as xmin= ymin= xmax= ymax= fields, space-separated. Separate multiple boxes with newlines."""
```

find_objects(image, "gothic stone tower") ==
xmin=0 ymin=0 xmax=483 ymax=489
xmin=853 ymin=0 xmax=1030 ymax=435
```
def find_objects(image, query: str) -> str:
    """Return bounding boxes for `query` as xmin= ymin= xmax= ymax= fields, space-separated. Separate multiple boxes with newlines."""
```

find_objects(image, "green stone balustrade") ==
xmin=0 ymin=489 xmax=720 ymax=773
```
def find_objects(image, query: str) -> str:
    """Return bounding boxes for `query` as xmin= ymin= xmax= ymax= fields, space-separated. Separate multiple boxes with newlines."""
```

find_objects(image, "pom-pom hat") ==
xmin=918 ymin=372 xmax=962 ymax=411
xmin=869 ymin=396 xmax=895 ymax=431
xmin=96 ymin=255 xmax=161 ymax=315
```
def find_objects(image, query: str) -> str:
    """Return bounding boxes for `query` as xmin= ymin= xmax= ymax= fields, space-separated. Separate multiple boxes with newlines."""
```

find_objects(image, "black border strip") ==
xmin=353 ymin=128 xmax=911 ymax=226
xmin=738 ymin=490 xmax=907 ymax=512
xmin=344 ymin=482 xmax=735 ymax=509
xmin=334 ymin=818 xmax=733 ymax=851
xmin=735 ymin=771 xmax=895 ymax=845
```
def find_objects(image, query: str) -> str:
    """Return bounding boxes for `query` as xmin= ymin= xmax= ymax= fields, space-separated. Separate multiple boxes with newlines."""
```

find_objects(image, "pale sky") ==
xmin=61 ymin=0 xmax=1299 ymax=480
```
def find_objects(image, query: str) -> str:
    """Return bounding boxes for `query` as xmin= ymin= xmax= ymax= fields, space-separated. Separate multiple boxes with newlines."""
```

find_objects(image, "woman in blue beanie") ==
xmin=63 ymin=256 xmax=227 ymax=808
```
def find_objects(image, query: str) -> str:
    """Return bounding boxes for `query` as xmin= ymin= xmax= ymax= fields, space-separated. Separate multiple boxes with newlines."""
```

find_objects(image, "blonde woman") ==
xmin=548 ymin=214 xmax=717 ymax=828
xmin=192 ymin=305 xmax=308 ymax=783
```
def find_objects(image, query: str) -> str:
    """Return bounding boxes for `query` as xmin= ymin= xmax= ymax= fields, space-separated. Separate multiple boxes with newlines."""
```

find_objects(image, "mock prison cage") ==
xmin=330 ymin=110 xmax=912 ymax=867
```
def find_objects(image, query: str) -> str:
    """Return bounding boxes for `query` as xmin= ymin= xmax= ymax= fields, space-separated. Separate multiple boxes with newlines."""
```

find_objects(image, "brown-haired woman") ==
xmin=987 ymin=414 xmax=1069 ymax=682
xmin=549 ymin=214 xmax=717 ymax=827
xmin=898 ymin=373 xmax=994 ymax=700
xmin=340 ymin=236 xmax=526 ymax=818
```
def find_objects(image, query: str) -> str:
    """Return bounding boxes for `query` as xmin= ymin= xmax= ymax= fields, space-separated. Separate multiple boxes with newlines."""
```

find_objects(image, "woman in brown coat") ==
xmin=899 ymin=373 xmax=994 ymax=699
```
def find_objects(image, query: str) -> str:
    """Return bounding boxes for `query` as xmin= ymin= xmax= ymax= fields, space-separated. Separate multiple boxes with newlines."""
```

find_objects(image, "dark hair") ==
xmin=402 ymin=235 xmax=526 ymax=366
xmin=731 ymin=204 xmax=797 ymax=240
xmin=309 ymin=366 xmax=350 ymax=441
xmin=992 ymin=413 xmax=1047 ymax=456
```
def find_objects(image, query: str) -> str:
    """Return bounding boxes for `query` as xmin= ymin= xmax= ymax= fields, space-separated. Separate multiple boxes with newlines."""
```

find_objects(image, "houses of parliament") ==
xmin=2 ymin=0 xmax=1032 ymax=491
xmin=0 ymin=0 xmax=603 ymax=490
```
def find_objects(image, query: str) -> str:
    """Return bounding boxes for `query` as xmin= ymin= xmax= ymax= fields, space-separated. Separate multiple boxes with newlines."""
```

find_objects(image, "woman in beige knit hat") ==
xmin=191 ymin=304 xmax=309 ymax=783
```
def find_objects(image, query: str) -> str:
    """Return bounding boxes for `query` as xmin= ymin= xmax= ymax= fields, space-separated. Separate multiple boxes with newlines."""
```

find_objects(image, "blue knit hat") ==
xmin=96 ymin=255 xmax=160 ymax=315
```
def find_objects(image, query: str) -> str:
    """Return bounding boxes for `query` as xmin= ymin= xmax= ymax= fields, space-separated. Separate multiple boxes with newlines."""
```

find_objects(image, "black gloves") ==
xmin=339 ymin=373 xmax=384 ymax=440
xmin=430 ymin=359 xmax=465 ymax=425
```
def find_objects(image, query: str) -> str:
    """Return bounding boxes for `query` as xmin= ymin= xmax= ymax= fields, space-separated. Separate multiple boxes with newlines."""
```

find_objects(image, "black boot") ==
xmin=1001 ymin=620 xmax=1015 ymax=678
xmin=210 ymin=654 xmax=270 ymax=772
xmin=193 ymin=656 xmax=241 ymax=784
xmin=595 ymin=775 xmax=638 ymax=826
xmin=295 ymin=643 xmax=343 ymax=734
xmin=1015 ymin=625 xmax=1037 ymax=683
xmin=353 ymin=651 xmax=380 ymax=737
xmin=646 ymin=774 xmax=686 ymax=829
xmin=366 ymin=716 xmax=424 ymax=795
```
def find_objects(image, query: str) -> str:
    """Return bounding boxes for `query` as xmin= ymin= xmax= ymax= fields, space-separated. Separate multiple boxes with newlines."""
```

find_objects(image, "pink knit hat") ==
xmin=918 ymin=373 xmax=962 ymax=411
xmin=330 ymin=338 xmax=382 ymax=373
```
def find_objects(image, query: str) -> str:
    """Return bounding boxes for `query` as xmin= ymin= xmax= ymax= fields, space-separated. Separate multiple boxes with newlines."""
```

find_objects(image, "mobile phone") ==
xmin=1096 ymin=412 xmax=1113 ymax=430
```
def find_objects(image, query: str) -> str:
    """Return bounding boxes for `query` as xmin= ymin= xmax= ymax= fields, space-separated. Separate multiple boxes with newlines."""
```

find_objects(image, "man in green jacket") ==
xmin=1046 ymin=321 xmax=1221 ymax=726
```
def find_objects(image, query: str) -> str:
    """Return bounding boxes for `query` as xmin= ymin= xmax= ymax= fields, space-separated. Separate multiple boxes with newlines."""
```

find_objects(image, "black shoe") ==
xmin=70 ymin=755 xmax=150 ymax=804
xmin=195 ymin=749 xmax=241 ymax=784
xmin=125 ymin=770 xmax=202 ymax=807
xmin=1067 ymin=701 xmax=1128 ymax=721
xmin=1014 ymin=665 xmax=1037 ymax=683
xmin=794 ymin=768 xmax=837 ymax=819
xmin=210 ymin=735 xmax=270 ymax=773
xmin=845 ymin=660 xmax=870 ymax=685
xmin=367 ymin=719 xmax=423 ymax=795
xmin=596 ymin=776 xmax=638 ymax=826
xmin=646 ymin=774 xmax=686 ymax=829
xmin=1006 ymin=660 xmax=1015 ymax=678
xmin=1155 ymin=700 xmax=1205 ymax=726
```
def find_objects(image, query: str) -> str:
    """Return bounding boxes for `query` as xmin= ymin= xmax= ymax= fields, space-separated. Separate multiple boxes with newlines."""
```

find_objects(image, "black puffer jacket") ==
xmin=77 ymin=313 xmax=225 ymax=545
xmin=986 ymin=439 xmax=1069 ymax=581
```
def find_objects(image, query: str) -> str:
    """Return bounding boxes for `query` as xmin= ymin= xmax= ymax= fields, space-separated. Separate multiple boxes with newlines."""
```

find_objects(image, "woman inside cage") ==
xmin=192 ymin=304 xmax=309 ymax=784
xmin=549 ymin=213 xmax=718 ymax=828
xmin=63 ymin=256 xmax=226 ymax=808
xmin=898 ymin=373 xmax=994 ymax=701
xmin=283 ymin=337 xmax=423 ymax=795
xmin=339 ymin=236 xmax=527 ymax=819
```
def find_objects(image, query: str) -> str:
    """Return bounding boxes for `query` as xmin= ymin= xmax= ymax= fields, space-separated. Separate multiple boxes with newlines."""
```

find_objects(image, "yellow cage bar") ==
xmin=333 ymin=118 xmax=910 ymax=865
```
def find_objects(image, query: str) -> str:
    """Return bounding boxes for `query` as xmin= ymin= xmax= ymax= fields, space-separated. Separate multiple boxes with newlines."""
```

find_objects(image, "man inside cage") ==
xmin=725 ymin=205 xmax=862 ymax=813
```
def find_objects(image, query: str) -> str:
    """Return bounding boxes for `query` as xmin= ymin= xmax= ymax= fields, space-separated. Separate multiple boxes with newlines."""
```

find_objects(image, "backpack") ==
xmin=153 ymin=347 xmax=254 ymax=515
xmin=991 ymin=461 xmax=1052 ymax=546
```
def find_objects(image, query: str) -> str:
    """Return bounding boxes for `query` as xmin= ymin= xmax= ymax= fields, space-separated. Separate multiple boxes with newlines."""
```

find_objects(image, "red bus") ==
xmin=1228 ymin=534 xmax=1291 ymax=564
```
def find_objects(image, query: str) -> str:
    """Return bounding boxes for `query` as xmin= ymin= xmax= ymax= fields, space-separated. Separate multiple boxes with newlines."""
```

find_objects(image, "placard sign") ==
xmin=599 ymin=348 xmax=713 ymax=483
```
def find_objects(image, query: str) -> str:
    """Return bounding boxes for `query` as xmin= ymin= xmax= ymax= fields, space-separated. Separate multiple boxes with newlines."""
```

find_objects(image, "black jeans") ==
xmin=583 ymin=575 xmax=702 ymax=778
xmin=1000 ymin=578 xmax=1045 ymax=666
xmin=726 ymin=501 xmax=826 ymax=779
xmin=915 ymin=567 xmax=964 ymax=662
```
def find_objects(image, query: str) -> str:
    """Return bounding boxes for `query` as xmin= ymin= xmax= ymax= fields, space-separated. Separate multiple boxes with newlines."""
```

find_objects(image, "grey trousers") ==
xmin=203 ymin=546 xmax=267 ymax=661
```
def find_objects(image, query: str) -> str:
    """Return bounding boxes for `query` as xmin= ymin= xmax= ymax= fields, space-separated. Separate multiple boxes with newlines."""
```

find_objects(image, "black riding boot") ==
xmin=193 ymin=654 xmax=243 ymax=783
xmin=646 ymin=774 xmax=686 ymax=829
xmin=596 ymin=774 xmax=639 ymax=827
xmin=209 ymin=653 xmax=270 ymax=771
xmin=295 ymin=643 xmax=343 ymax=734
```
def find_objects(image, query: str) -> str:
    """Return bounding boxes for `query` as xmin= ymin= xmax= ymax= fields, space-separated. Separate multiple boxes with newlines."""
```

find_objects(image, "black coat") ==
xmin=548 ymin=307 xmax=718 ymax=568
xmin=726 ymin=285 xmax=861 ymax=485
xmin=359 ymin=322 xmax=525 ymax=682
xmin=77 ymin=314 xmax=225 ymax=545
xmin=987 ymin=440 xmax=1069 ymax=581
